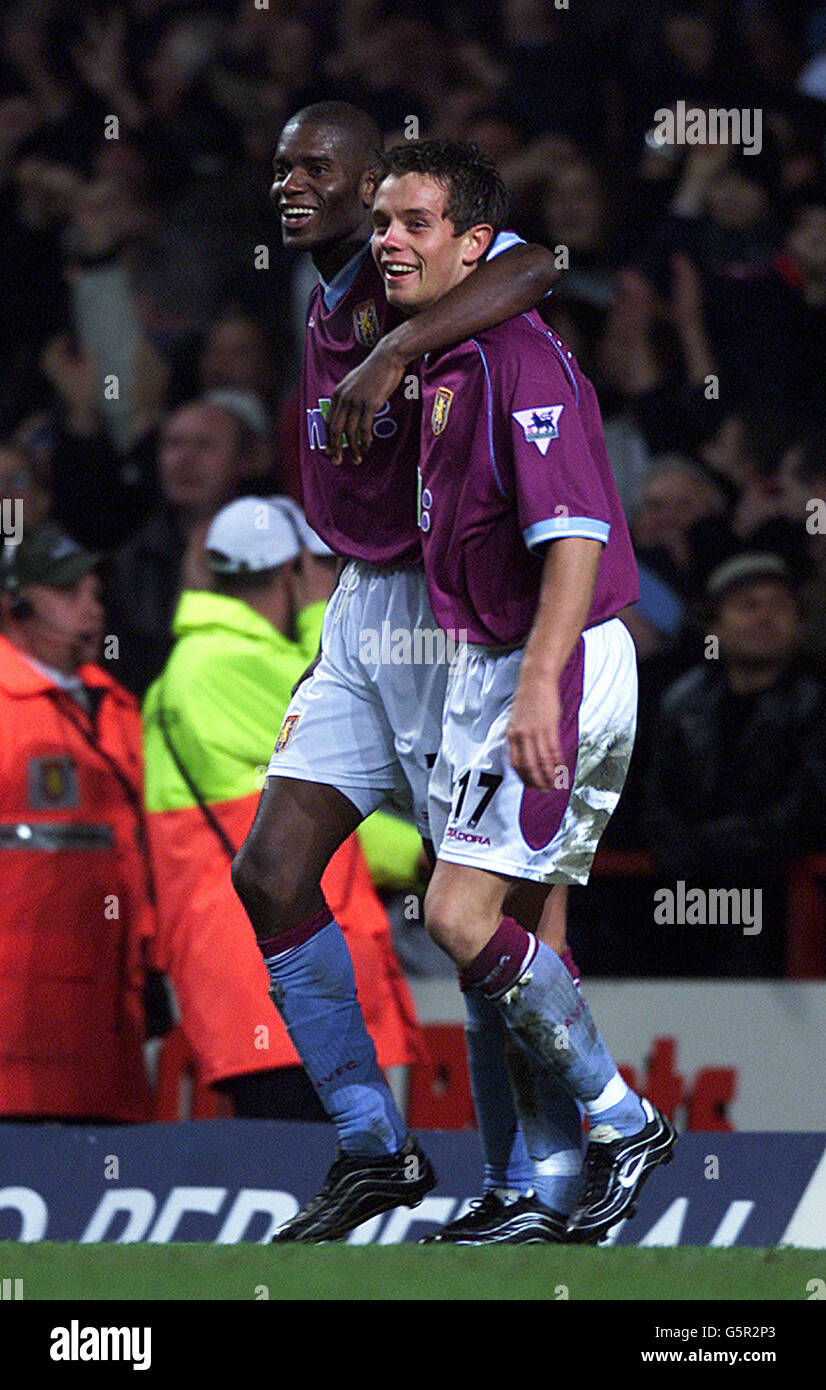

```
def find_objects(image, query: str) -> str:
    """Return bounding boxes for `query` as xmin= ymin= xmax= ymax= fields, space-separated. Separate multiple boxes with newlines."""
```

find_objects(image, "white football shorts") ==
xmin=267 ymin=561 xmax=452 ymax=836
xmin=429 ymin=616 xmax=637 ymax=883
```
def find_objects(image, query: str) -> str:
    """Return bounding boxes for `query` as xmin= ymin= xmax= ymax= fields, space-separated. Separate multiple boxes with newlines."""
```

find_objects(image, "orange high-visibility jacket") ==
xmin=142 ymin=592 xmax=423 ymax=1087
xmin=0 ymin=635 xmax=154 ymax=1121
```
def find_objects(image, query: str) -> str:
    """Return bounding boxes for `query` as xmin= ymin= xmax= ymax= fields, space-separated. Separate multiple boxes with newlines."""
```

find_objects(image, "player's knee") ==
xmin=232 ymin=834 xmax=292 ymax=920
xmin=231 ymin=838 xmax=267 ymax=912
xmin=423 ymin=882 xmax=472 ymax=963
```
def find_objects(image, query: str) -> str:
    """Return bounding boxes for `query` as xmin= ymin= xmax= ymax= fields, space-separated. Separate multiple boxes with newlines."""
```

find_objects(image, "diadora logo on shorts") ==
xmin=513 ymin=405 xmax=564 ymax=455
xmin=446 ymin=828 xmax=492 ymax=846
xmin=306 ymin=398 xmax=397 ymax=450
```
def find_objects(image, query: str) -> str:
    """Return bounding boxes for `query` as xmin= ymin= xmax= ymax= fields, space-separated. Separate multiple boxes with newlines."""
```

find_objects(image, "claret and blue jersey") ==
xmin=417 ymin=309 xmax=639 ymax=646
xmin=299 ymin=233 xmax=528 ymax=568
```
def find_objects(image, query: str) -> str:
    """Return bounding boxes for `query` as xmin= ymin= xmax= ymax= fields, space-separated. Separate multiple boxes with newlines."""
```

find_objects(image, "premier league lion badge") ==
xmin=353 ymin=300 xmax=380 ymax=348
xmin=431 ymin=387 xmax=454 ymax=435
xmin=512 ymin=405 xmax=564 ymax=455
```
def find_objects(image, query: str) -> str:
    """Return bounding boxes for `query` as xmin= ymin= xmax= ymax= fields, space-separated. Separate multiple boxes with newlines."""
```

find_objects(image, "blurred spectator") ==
xmin=596 ymin=258 xmax=724 ymax=507
xmin=142 ymin=496 xmax=423 ymax=1117
xmin=777 ymin=428 xmax=826 ymax=661
xmin=497 ymin=0 xmax=612 ymax=148
xmin=644 ymin=552 xmax=826 ymax=976
xmin=0 ymin=523 xmax=154 ymax=1120
xmin=537 ymin=154 xmax=616 ymax=306
xmin=104 ymin=397 xmax=255 ymax=697
xmin=631 ymin=453 xmax=728 ymax=601
xmin=0 ymin=441 xmax=52 ymax=541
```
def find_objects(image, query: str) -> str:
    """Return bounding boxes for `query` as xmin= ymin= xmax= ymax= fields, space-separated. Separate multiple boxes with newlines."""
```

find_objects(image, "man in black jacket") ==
xmin=645 ymin=552 xmax=826 ymax=975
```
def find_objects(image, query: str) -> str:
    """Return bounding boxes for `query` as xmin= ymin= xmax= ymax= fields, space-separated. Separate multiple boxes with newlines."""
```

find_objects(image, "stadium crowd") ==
xmin=2 ymin=0 xmax=826 ymax=1113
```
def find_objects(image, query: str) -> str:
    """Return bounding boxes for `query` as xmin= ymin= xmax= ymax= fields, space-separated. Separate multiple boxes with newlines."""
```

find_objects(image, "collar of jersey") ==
xmin=320 ymin=244 xmax=371 ymax=311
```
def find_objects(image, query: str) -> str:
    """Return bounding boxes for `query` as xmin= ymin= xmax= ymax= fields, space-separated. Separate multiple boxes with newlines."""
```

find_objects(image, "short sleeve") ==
xmin=506 ymin=353 xmax=612 ymax=551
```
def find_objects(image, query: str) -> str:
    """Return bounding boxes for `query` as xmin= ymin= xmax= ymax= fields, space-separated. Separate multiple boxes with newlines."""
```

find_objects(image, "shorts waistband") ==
xmin=463 ymin=640 xmax=524 ymax=657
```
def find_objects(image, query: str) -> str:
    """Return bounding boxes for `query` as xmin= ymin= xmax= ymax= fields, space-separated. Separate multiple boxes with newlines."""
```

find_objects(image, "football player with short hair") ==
xmin=232 ymin=103 xmax=573 ymax=1243
xmin=371 ymin=139 xmax=676 ymax=1242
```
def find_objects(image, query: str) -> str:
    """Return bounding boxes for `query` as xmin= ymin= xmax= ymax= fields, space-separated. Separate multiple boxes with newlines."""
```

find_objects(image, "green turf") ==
xmin=0 ymin=1242 xmax=822 ymax=1301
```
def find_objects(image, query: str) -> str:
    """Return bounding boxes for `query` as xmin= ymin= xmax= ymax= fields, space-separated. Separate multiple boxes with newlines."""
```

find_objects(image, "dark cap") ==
xmin=1 ymin=523 xmax=101 ymax=594
xmin=706 ymin=552 xmax=792 ymax=600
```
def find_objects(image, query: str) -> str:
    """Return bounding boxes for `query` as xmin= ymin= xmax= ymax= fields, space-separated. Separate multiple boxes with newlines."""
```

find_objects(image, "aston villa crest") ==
xmin=353 ymin=300 xmax=380 ymax=348
xmin=273 ymin=713 xmax=300 ymax=754
xmin=431 ymin=387 xmax=454 ymax=435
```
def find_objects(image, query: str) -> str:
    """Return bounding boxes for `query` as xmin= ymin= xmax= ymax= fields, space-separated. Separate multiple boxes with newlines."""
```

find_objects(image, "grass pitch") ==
xmin=0 ymin=1242 xmax=819 ymax=1301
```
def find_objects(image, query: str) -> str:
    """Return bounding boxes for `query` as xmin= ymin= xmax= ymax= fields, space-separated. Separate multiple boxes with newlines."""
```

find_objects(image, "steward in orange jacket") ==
xmin=0 ymin=525 xmax=154 ymax=1121
xmin=142 ymin=498 xmax=423 ymax=1117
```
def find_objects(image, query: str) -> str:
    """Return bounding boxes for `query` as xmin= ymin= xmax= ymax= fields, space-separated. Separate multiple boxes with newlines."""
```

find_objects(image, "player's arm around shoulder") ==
xmin=327 ymin=241 xmax=560 ymax=462
xmin=391 ymin=238 xmax=560 ymax=362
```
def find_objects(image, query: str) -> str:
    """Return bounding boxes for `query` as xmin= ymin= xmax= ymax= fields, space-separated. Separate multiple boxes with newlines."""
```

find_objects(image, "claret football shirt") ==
xmin=417 ymin=310 xmax=639 ymax=645
xmin=300 ymin=235 xmax=526 ymax=567
xmin=301 ymin=247 xmax=421 ymax=565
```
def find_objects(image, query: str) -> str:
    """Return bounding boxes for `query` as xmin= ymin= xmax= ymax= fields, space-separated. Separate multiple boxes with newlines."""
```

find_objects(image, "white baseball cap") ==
xmin=267 ymin=495 xmax=334 ymax=557
xmin=205 ymin=497 xmax=301 ymax=574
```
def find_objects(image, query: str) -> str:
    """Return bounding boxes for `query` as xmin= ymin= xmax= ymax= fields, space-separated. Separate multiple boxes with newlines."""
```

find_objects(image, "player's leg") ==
xmin=424 ymin=631 xmax=675 ymax=1242
xmin=503 ymin=882 xmax=586 ymax=1216
xmin=233 ymin=775 xmax=432 ymax=1164
xmin=424 ymin=879 xmax=584 ymax=1244
xmin=231 ymin=574 xmax=436 ymax=1240
xmin=424 ymin=858 xmax=668 ymax=1233
xmin=388 ymin=572 xmax=557 ymax=1228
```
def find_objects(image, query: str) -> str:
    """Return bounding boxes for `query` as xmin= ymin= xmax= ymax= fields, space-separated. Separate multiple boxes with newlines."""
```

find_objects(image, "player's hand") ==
xmin=325 ymin=338 xmax=406 ymax=466
xmin=507 ymin=663 xmax=564 ymax=792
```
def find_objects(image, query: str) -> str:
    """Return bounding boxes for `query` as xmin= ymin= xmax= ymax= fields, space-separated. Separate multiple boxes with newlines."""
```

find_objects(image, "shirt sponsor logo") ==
xmin=28 ymin=755 xmax=78 ymax=809
xmin=513 ymin=404 xmax=564 ymax=455
xmin=306 ymin=398 xmax=397 ymax=451
xmin=353 ymin=300 xmax=380 ymax=348
xmin=431 ymin=387 xmax=454 ymax=436
xmin=273 ymin=714 xmax=300 ymax=755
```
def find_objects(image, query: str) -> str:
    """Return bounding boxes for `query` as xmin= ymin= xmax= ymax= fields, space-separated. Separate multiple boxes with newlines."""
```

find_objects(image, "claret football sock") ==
xmin=262 ymin=916 xmax=408 ymax=1156
xmin=462 ymin=920 xmax=646 ymax=1138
